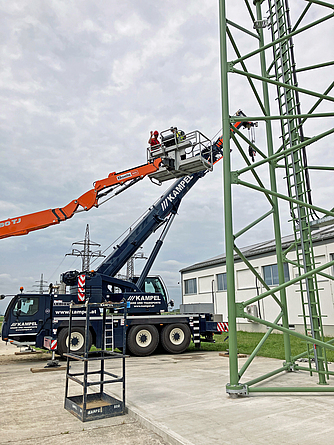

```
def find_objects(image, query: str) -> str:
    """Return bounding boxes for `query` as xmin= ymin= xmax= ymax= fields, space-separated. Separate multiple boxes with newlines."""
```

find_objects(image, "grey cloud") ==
xmin=0 ymin=1 xmax=332 ymax=310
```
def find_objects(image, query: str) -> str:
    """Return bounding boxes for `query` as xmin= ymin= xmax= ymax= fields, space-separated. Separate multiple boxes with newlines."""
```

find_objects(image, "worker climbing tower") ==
xmin=218 ymin=0 xmax=334 ymax=395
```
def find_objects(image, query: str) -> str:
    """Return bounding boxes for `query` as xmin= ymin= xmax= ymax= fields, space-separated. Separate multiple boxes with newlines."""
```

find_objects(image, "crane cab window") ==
xmin=144 ymin=277 xmax=167 ymax=301
xmin=13 ymin=296 xmax=39 ymax=317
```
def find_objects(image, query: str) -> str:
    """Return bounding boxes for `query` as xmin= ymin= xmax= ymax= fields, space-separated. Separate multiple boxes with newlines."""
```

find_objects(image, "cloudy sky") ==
xmin=0 ymin=1 xmax=333 ymax=312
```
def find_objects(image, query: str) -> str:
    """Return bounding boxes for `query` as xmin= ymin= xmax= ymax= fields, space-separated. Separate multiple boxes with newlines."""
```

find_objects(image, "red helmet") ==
xmin=153 ymin=130 xmax=159 ymax=136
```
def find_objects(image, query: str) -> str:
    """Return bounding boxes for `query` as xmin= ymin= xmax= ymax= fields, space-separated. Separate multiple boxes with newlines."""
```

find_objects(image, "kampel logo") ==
xmin=128 ymin=295 xmax=161 ymax=302
xmin=161 ymin=175 xmax=193 ymax=211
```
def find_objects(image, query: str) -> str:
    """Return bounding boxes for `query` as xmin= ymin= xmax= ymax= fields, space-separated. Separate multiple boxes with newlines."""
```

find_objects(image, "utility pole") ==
xmin=66 ymin=224 xmax=105 ymax=272
xmin=32 ymin=273 xmax=48 ymax=294
xmin=126 ymin=248 xmax=147 ymax=280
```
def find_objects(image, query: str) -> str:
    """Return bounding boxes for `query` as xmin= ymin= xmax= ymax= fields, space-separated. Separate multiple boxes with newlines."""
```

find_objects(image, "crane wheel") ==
xmin=57 ymin=327 xmax=92 ymax=356
xmin=161 ymin=323 xmax=191 ymax=354
xmin=127 ymin=325 xmax=159 ymax=356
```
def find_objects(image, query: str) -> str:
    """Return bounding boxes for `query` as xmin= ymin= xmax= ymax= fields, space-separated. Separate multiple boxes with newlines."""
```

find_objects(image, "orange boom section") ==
xmin=0 ymin=158 xmax=162 ymax=240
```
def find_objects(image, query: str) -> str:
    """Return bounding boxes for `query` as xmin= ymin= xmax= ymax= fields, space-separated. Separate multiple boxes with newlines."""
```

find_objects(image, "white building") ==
xmin=180 ymin=225 xmax=334 ymax=336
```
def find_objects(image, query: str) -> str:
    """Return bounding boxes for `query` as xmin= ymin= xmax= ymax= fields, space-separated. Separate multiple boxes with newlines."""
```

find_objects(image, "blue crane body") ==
xmin=2 ymin=170 xmax=223 ymax=356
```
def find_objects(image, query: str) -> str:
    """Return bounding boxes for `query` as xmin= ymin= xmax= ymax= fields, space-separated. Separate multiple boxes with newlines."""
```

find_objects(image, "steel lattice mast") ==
xmin=66 ymin=224 xmax=105 ymax=272
xmin=219 ymin=0 xmax=334 ymax=395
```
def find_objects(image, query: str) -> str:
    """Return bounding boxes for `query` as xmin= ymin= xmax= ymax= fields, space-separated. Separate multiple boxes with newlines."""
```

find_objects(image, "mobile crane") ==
xmin=1 ymin=114 xmax=253 ymax=356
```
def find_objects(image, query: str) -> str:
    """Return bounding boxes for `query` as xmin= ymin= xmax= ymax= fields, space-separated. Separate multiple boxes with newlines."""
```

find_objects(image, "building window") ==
xmin=184 ymin=278 xmax=197 ymax=295
xmin=263 ymin=263 xmax=290 ymax=286
xmin=217 ymin=273 xmax=227 ymax=291
xmin=198 ymin=275 xmax=214 ymax=294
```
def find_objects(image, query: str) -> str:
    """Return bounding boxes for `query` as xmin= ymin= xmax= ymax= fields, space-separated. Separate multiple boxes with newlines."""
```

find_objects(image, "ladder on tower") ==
xmin=268 ymin=0 xmax=328 ymax=382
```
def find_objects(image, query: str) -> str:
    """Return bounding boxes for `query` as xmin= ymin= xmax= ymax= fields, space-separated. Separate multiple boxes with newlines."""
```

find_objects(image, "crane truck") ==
xmin=1 ymin=114 xmax=253 ymax=356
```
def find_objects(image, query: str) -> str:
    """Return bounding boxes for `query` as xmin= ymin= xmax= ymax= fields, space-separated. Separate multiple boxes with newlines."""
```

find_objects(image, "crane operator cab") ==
xmin=147 ymin=128 xmax=213 ymax=183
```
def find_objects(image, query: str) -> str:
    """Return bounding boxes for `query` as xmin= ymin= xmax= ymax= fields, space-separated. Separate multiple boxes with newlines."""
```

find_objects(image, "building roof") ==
xmin=180 ymin=223 xmax=334 ymax=274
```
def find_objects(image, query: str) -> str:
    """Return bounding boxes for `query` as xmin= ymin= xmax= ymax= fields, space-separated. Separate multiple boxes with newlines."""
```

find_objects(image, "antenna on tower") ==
xmin=66 ymin=224 xmax=105 ymax=272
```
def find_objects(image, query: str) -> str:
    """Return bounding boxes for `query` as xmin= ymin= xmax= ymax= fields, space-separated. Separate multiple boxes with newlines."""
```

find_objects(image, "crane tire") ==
xmin=161 ymin=323 xmax=191 ymax=354
xmin=127 ymin=325 xmax=159 ymax=356
xmin=57 ymin=327 xmax=92 ymax=356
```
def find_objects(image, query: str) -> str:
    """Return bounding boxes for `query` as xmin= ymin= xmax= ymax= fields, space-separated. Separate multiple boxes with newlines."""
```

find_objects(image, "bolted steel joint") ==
xmin=226 ymin=384 xmax=249 ymax=397
xmin=227 ymin=61 xmax=235 ymax=73
xmin=231 ymin=171 xmax=239 ymax=184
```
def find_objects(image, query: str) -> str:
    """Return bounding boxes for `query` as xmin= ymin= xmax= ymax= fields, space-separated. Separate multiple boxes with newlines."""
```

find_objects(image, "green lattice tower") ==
xmin=218 ymin=0 xmax=334 ymax=395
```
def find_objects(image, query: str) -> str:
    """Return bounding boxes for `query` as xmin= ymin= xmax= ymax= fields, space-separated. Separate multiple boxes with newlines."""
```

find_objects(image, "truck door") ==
xmin=6 ymin=295 xmax=48 ymax=344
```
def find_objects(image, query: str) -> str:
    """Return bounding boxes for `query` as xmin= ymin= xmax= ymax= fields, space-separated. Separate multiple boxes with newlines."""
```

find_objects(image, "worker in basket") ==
xmin=171 ymin=126 xmax=186 ymax=143
xmin=148 ymin=130 xmax=160 ymax=149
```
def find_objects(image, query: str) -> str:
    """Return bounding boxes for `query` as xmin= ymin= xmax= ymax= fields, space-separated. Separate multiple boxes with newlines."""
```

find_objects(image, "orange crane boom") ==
xmin=0 ymin=158 xmax=162 ymax=240
xmin=1 ymin=113 xmax=255 ymax=240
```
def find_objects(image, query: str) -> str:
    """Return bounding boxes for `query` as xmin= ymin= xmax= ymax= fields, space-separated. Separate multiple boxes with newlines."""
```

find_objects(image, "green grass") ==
xmin=1 ymin=314 xmax=333 ymax=362
xmin=189 ymin=331 xmax=334 ymax=361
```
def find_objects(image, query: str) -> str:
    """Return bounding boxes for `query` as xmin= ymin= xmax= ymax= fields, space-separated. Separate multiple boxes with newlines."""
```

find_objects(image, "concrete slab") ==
xmin=110 ymin=352 xmax=334 ymax=445
xmin=0 ymin=342 xmax=168 ymax=445
xmin=2 ymin=339 xmax=334 ymax=445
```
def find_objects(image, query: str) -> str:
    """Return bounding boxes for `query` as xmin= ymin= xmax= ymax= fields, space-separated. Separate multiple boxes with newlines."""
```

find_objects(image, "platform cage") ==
xmin=64 ymin=300 xmax=128 ymax=422
xmin=147 ymin=129 xmax=213 ymax=183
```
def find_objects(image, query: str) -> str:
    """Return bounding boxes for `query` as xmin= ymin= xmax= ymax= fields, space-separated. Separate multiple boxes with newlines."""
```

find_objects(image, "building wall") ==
xmin=181 ymin=239 xmax=334 ymax=336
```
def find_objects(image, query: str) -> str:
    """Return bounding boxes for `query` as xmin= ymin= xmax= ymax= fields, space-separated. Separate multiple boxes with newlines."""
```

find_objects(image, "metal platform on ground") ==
xmin=65 ymin=392 xmax=125 ymax=422
xmin=64 ymin=300 xmax=127 ymax=422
